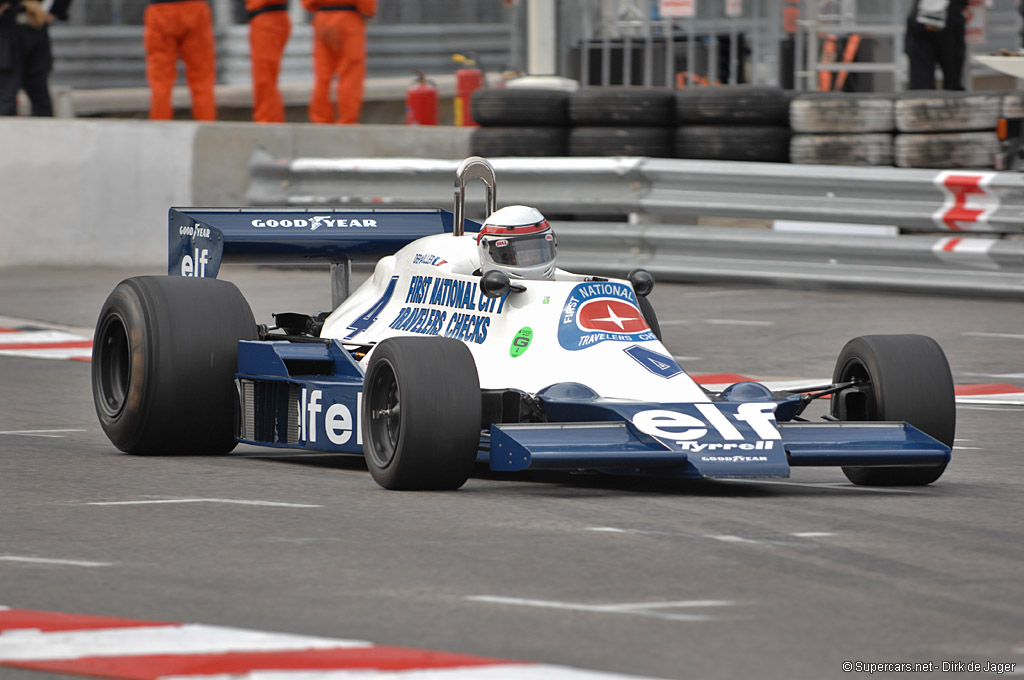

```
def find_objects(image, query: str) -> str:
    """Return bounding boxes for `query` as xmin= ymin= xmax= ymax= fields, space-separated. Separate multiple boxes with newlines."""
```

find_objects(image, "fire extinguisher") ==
xmin=452 ymin=53 xmax=484 ymax=127
xmin=405 ymin=69 xmax=438 ymax=126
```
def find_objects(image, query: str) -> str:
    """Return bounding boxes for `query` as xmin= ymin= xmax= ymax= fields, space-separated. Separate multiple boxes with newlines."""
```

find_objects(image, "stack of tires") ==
xmin=469 ymin=88 xmax=571 ymax=157
xmin=566 ymin=88 xmax=676 ymax=157
xmin=674 ymin=86 xmax=792 ymax=163
xmin=893 ymin=91 xmax=1004 ymax=169
xmin=789 ymin=93 xmax=895 ymax=166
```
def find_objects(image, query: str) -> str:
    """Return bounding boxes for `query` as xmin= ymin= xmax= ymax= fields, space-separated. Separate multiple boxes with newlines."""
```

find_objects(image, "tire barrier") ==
xmin=675 ymin=125 xmax=790 ymax=163
xmin=472 ymin=86 xmax=1021 ymax=170
xmin=790 ymin=93 xmax=896 ymax=134
xmin=893 ymin=92 xmax=1013 ymax=170
xmin=790 ymin=133 xmax=892 ymax=167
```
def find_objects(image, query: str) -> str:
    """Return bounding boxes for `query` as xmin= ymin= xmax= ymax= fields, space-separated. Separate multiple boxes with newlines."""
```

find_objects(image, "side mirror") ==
xmin=627 ymin=268 xmax=654 ymax=297
xmin=480 ymin=270 xmax=526 ymax=298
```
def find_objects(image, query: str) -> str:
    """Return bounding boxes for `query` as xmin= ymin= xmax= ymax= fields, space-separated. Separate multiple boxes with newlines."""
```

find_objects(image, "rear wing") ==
xmin=169 ymin=207 xmax=460 ymax=278
xmin=168 ymin=157 xmax=499 ymax=306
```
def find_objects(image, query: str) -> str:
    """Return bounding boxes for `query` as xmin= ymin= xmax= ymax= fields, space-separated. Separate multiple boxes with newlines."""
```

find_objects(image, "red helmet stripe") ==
xmin=478 ymin=219 xmax=550 ymax=242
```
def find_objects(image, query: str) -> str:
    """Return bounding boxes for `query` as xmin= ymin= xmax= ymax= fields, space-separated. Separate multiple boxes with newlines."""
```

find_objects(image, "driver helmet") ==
xmin=476 ymin=205 xmax=557 ymax=280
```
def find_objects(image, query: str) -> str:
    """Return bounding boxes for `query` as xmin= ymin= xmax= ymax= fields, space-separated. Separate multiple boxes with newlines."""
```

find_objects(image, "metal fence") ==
xmin=65 ymin=0 xmax=511 ymax=26
xmin=558 ymin=0 xmax=1022 ymax=89
xmin=243 ymin=153 xmax=1024 ymax=298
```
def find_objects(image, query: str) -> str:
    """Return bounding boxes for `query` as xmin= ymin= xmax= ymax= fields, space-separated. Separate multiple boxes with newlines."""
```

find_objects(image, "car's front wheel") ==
xmin=362 ymin=337 xmax=482 ymax=490
xmin=831 ymin=334 xmax=955 ymax=486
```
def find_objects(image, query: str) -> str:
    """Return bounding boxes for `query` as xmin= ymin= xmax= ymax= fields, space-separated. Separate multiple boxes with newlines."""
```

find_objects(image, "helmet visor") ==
xmin=483 ymin=232 xmax=555 ymax=267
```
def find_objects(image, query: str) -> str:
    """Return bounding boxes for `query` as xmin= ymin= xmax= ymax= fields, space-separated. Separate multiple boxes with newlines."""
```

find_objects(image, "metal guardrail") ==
xmin=245 ymin=153 xmax=1024 ymax=298
xmin=50 ymin=23 xmax=512 ymax=90
xmin=248 ymin=154 xmax=1024 ymax=233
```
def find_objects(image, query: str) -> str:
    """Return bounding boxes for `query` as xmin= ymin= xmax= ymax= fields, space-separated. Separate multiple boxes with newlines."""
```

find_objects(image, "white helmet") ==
xmin=476 ymin=205 xmax=557 ymax=280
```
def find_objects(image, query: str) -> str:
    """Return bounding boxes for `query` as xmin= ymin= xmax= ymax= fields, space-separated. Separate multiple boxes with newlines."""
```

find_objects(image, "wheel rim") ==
xmin=835 ymin=359 xmax=874 ymax=421
xmin=95 ymin=313 xmax=132 ymax=418
xmin=367 ymin=359 xmax=401 ymax=469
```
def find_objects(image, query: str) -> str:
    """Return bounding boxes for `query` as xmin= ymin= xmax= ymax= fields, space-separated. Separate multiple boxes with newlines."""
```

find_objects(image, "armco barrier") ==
xmin=246 ymin=155 xmax=1024 ymax=234
xmin=554 ymin=223 xmax=1024 ymax=299
xmin=246 ymin=154 xmax=1024 ymax=298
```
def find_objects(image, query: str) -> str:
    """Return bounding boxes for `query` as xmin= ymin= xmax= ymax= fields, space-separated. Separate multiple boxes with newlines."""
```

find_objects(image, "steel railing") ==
xmin=245 ymin=152 xmax=1024 ymax=298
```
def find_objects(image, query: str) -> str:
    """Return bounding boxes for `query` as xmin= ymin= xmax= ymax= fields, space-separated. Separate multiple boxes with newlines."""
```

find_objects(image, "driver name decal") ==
xmin=558 ymin=282 xmax=655 ymax=351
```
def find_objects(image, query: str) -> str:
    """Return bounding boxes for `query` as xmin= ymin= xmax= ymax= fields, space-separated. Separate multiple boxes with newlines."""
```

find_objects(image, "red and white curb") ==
xmin=692 ymin=374 xmax=1024 ymax=407
xmin=0 ymin=327 xmax=92 ymax=361
xmin=0 ymin=607 xmax=664 ymax=680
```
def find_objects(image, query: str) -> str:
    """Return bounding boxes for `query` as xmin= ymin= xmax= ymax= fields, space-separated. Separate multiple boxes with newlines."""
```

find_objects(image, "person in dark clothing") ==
xmin=906 ymin=0 xmax=968 ymax=90
xmin=0 ymin=0 xmax=73 ymax=116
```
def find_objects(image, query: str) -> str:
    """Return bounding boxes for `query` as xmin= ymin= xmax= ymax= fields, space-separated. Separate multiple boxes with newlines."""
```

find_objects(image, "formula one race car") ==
xmin=91 ymin=157 xmax=955 ymax=490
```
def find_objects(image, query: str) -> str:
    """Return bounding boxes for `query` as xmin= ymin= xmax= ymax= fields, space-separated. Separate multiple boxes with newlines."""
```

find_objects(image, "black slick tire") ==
xmin=471 ymin=126 xmax=567 ymax=157
xmin=675 ymin=86 xmax=790 ymax=126
xmin=831 ymin=334 xmax=955 ymax=486
xmin=894 ymin=92 xmax=1002 ymax=133
xmin=675 ymin=125 xmax=791 ymax=162
xmin=471 ymin=88 xmax=570 ymax=126
xmin=362 ymin=337 xmax=482 ymax=490
xmin=91 ymin=276 xmax=257 ymax=455
xmin=569 ymin=126 xmax=673 ymax=157
xmin=790 ymin=93 xmax=895 ymax=133
xmin=569 ymin=87 xmax=675 ymax=126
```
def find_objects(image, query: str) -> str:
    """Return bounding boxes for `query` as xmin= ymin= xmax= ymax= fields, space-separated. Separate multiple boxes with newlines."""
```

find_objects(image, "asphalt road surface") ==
xmin=1 ymin=265 xmax=1022 ymax=680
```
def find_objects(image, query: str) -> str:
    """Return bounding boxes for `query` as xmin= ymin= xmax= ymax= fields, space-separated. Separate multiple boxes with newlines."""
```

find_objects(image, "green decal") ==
xmin=510 ymin=327 xmax=533 ymax=358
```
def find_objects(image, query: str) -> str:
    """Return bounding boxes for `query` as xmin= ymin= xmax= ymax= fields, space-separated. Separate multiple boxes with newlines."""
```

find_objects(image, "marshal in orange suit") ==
xmin=144 ymin=0 xmax=217 ymax=120
xmin=246 ymin=0 xmax=291 ymax=123
xmin=301 ymin=0 xmax=376 ymax=124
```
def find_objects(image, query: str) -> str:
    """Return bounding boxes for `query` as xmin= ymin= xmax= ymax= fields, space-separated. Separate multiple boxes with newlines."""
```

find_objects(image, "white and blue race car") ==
xmin=91 ymin=158 xmax=954 ymax=490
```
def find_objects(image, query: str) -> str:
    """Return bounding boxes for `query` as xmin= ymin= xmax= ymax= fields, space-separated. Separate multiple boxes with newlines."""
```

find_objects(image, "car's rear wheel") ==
xmin=362 ymin=337 xmax=482 ymax=490
xmin=92 ymin=276 xmax=257 ymax=455
xmin=831 ymin=334 xmax=955 ymax=486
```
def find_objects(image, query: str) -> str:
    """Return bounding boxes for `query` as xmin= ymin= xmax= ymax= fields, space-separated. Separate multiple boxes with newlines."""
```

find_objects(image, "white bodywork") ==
xmin=320 ymin=232 xmax=709 ymax=404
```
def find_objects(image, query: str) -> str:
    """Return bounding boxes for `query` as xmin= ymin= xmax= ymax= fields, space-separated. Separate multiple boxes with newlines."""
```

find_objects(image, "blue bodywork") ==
xmin=232 ymin=341 xmax=950 ymax=480
xmin=173 ymin=207 xmax=951 ymax=482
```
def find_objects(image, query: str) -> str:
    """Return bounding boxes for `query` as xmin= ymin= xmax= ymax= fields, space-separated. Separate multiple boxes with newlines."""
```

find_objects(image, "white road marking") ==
xmin=466 ymin=596 xmax=732 ymax=622
xmin=959 ymin=405 xmax=1024 ymax=412
xmin=790 ymin=532 xmax=835 ymax=538
xmin=0 ymin=429 xmax=87 ymax=438
xmin=85 ymin=498 xmax=322 ymax=508
xmin=0 ymin=624 xmax=368 ymax=661
xmin=963 ymin=332 xmax=1024 ymax=341
xmin=0 ymin=316 xmax=92 ymax=336
xmin=681 ymin=289 xmax=759 ymax=298
xmin=963 ymin=372 xmax=1024 ymax=379
xmin=161 ymin=666 xmax=666 ymax=680
xmin=661 ymin=319 xmax=773 ymax=327
xmin=704 ymin=535 xmax=761 ymax=544
xmin=702 ymin=319 xmax=774 ymax=326
xmin=718 ymin=479 xmax=918 ymax=493
xmin=957 ymin=397 xmax=1024 ymax=406
xmin=0 ymin=556 xmax=111 ymax=567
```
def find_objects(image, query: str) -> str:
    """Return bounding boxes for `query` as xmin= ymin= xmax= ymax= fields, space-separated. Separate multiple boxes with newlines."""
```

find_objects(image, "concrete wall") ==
xmin=0 ymin=118 xmax=472 ymax=268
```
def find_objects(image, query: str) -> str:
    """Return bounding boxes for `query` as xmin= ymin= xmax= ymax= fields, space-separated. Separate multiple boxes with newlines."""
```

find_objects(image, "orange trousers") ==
xmin=309 ymin=10 xmax=366 ymax=125
xmin=144 ymin=1 xmax=217 ymax=121
xmin=249 ymin=11 xmax=290 ymax=123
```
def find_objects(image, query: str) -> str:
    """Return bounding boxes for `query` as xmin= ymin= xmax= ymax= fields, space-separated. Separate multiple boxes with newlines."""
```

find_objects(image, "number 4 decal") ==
xmin=624 ymin=345 xmax=683 ymax=379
